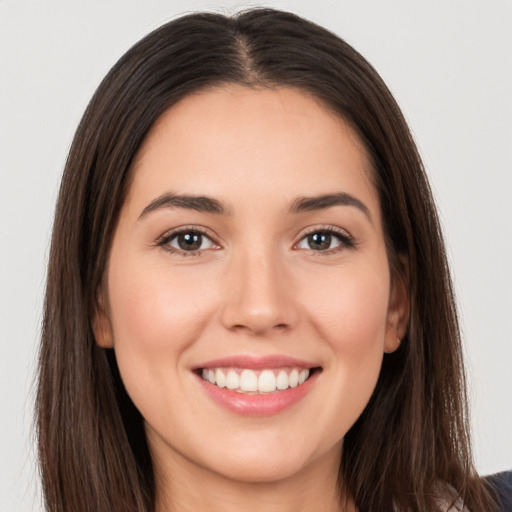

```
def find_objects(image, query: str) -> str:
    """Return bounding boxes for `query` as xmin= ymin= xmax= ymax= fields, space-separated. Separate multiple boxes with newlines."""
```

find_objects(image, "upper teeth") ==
xmin=201 ymin=368 xmax=310 ymax=394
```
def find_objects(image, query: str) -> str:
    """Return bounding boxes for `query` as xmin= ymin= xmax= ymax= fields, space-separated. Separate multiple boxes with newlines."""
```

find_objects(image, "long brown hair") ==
xmin=37 ymin=8 xmax=496 ymax=511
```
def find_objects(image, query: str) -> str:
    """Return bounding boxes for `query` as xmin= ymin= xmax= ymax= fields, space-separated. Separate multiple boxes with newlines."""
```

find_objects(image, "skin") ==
xmin=94 ymin=86 xmax=409 ymax=512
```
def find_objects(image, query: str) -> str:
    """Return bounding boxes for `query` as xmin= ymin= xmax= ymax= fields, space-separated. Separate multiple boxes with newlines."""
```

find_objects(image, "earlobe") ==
xmin=384 ymin=267 xmax=410 ymax=354
xmin=384 ymin=336 xmax=401 ymax=354
xmin=92 ymin=292 xmax=114 ymax=348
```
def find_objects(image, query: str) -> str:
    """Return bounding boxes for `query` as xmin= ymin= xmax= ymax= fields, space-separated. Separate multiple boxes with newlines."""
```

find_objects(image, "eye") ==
xmin=159 ymin=229 xmax=218 ymax=254
xmin=295 ymin=229 xmax=354 ymax=252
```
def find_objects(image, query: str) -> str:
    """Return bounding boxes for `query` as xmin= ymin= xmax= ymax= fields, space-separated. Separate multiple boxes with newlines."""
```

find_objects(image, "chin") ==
xmin=198 ymin=433 xmax=339 ymax=485
xmin=207 ymin=453 xmax=311 ymax=484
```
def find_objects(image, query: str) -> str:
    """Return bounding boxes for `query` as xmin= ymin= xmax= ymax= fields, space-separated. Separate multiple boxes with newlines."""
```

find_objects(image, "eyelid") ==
xmin=293 ymin=225 xmax=356 ymax=252
xmin=156 ymin=225 xmax=222 ymax=254
xmin=155 ymin=224 xmax=355 ymax=256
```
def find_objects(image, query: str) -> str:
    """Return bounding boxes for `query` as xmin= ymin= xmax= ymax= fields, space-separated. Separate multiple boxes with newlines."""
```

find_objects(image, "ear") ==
xmin=384 ymin=264 xmax=410 ymax=354
xmin=92 ymin=290 xmax=114 ymax=348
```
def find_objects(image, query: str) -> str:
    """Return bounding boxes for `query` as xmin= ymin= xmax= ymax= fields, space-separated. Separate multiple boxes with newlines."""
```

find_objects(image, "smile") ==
xmin=194 ymin=356 xmax=320 ymax=416
xmin=201 ymin=367 xmax=311 ymax=394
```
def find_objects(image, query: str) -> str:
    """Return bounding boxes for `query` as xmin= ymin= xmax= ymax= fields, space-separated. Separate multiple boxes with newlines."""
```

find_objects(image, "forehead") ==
xmin=127 ymin=85 xmax=378 ymax=216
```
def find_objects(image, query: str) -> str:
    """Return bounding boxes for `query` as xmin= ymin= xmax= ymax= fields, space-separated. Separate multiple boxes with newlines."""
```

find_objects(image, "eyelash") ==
xmin=156 ymin=226 xmax=218 ymax=257
xmin=156 ymin=225 xmax=356 ymax=257
xmin=295 ymin=226 xmax=356 ymax=255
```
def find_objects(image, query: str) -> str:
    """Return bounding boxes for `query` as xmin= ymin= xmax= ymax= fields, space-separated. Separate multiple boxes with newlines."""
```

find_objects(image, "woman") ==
xmin=36 ymin=8 xmax=506 ymax=511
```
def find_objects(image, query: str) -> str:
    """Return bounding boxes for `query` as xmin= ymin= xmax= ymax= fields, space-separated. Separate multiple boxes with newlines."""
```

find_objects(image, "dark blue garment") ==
xmin=485 ymin=471 xmax=512 ymax=511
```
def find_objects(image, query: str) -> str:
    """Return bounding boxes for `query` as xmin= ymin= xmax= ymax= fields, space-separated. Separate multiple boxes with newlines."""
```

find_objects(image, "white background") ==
xmin=1 ymin=1 xmax=510 ymax=510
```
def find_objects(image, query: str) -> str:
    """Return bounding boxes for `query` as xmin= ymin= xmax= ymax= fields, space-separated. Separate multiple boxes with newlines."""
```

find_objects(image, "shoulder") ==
xmin=484 ymin=471 xmax=512 ymax=512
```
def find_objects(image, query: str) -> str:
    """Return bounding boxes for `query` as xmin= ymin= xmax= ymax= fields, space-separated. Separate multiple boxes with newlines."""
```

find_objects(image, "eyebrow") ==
xmin=139 ymin=191 xmax=371 ymax=221
xmin=290 ymin=192 xmax=372 ymax=221
xmin=139 ymin=192 xmax=231 ymax=219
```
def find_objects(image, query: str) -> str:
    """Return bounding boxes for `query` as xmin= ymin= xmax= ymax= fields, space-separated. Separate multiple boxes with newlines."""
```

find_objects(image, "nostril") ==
xmin=230 ymin=322 xmax=290 ymax=334
xmin=220 ymin=289 xmax=299 ymax=334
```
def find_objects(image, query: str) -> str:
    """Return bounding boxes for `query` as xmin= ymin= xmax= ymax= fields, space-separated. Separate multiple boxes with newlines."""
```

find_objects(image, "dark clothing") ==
xmin=486 ymin=471 xmax=512 ymax=511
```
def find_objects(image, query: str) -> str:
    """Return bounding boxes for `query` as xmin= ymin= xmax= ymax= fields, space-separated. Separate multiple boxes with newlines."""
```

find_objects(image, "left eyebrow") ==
xmin=289 ymin=192 xmax=372 ymax=222
xmin=138 ymin=192 xmax=232 ymax=220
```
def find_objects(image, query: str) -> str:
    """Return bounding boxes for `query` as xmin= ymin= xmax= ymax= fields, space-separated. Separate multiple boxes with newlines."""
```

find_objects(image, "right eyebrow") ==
xmin=289 ymin=192 xmax=372 ymax=223
xmin=138 ymin=192 xmax=232 ymax=220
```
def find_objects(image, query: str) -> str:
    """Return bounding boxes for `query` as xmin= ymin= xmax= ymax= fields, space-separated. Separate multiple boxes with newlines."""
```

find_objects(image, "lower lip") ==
xmin=196 ymin=371 xmax=318 ymax=416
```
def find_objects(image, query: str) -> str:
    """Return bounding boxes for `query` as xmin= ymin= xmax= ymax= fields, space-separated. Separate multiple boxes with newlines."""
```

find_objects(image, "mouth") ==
xmin=197 ymin=366 xmax=320 ymax=394
xmin=193 ymin=355 xmax=321 ymax=415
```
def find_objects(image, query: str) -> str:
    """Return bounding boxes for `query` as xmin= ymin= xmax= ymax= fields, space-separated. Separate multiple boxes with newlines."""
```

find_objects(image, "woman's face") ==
xmin=95 ymin=86 xmax=407 ymax=486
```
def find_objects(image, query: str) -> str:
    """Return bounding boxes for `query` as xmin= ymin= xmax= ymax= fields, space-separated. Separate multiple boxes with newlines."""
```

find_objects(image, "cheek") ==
xmin=284 ymin=260 xmax=391 ymax=449
xmin=302 ymin=263 xmax=391 ymax=353
xmin=105 ymin=255 xmax=218 ymax=407
xmin=108 ymin=254 xmax=217 ymax=349
xmin=304 ymin=261 xmax=389 ymax=393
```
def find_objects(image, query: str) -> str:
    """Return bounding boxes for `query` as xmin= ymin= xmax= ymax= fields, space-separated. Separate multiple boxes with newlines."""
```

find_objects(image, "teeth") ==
xmin=215 ymin=368 xmax=226 ymax=388
xmin=258 ymin=370 xmax=276 ymax=393
xmin=240 ymin=369 xmax=258 ymax=392
xmin=201 ymin=367 xmax=311 ymax=394
xmin=225 ymin=370 xmax=239 ymax=390
xmin=276 ymin=370 xmax=288 ymax=390
xmin=289 ymin=369 xmax=299 ymax=388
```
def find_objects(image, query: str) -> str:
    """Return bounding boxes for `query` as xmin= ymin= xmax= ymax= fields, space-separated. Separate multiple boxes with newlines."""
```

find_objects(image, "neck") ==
xmin=153 ymin=443 xmax=355 ymax=512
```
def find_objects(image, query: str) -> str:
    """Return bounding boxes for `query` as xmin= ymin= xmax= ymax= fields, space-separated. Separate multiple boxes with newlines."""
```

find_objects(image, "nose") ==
xmin=220 ymin=250 xmax=299 ymax=336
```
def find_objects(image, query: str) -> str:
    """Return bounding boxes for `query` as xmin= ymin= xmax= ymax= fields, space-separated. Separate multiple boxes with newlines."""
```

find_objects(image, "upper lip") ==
xmin=192 ymin=355 xmax=319 ymax=371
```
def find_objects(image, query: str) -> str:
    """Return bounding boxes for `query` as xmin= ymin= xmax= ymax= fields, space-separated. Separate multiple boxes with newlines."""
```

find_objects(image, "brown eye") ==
xmin=296 ymin=229 xmax=352 ymax=252
xmin=177 ymin=233 xmax=202 ymax=250
xmin=307 ymin=232 xmax=333 ymax=251
xmin=167 ymin=231 xmax=215 ymax=252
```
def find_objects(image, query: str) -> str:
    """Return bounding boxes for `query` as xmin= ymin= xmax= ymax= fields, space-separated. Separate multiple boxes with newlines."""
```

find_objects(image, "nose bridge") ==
xmin=221 ymin=245 xmax=297 ymax=334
